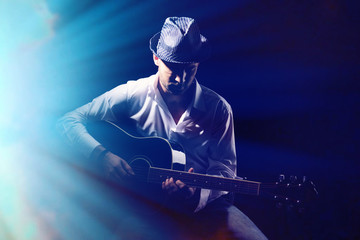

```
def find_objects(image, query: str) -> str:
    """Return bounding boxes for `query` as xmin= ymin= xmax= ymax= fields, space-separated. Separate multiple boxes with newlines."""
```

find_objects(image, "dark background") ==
xmin=46 ymin=0 xmax=360 ymax=239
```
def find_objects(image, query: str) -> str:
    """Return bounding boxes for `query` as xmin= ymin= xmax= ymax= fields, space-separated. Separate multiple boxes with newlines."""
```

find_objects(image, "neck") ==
xmin=158 ymin=81 xmax=195 ymax=107
xmin=157 ymin=81 xmax=195 ymax=124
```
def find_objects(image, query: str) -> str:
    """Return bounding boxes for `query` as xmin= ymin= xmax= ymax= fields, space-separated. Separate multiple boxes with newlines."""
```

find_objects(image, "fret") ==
xmin=148 ymin=167 xmax=261 ymax=196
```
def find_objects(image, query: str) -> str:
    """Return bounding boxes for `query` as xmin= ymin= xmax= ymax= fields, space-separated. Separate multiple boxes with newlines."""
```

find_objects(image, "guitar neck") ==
xmin=148 ymin=167 xmax=262 ymax=196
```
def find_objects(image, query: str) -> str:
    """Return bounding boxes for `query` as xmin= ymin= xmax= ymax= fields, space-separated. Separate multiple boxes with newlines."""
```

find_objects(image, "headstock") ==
xmin=261 ymin=174 xmax=319 ymax=213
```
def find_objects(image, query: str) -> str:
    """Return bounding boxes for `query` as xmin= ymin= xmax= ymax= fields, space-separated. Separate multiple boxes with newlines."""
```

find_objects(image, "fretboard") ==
xmin=148 ymin=167 xmax=261 ymax=196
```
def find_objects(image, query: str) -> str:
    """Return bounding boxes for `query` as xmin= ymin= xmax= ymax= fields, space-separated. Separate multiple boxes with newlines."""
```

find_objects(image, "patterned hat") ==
xmin=150 ymin=17 xmax=211 ymax=63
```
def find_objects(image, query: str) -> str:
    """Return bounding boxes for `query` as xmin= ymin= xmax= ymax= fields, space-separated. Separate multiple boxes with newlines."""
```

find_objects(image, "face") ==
xmin=153 ymin=55 xmax=199 ymax=95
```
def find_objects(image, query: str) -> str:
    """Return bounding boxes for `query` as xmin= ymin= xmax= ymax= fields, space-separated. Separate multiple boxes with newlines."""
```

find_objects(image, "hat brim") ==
xmin=149 ymin=32 xmax=211 ymax=64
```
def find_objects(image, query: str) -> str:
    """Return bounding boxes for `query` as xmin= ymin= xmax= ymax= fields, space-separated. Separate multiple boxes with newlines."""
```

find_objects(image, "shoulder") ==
xmin=99 ymin=75 xmax=156 ymax=118
xmin=124 ymin=75 xmax=155 ymax=98
xmin=110 ymin=75 xmax=154 ymax=93
xmin=199 ymin=84 xmax=233 ymax=115
xmin=125 ymin=75 xmax=154 ymax=88
xmin=106 ymin=75 xmax=155 ymax=102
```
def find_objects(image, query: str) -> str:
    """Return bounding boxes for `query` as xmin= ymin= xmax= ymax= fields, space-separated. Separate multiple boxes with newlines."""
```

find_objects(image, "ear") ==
xmin=153 ymin=54 xmax=160 ymax=66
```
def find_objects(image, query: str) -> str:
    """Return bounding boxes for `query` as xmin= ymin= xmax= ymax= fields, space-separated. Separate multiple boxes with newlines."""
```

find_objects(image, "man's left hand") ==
xmin=162 ymin=168 xmax=196 ymax=199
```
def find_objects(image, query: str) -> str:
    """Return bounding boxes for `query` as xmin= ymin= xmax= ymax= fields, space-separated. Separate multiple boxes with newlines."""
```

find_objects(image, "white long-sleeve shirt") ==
xmin=58 ymin=74 xmax=237 ymax=211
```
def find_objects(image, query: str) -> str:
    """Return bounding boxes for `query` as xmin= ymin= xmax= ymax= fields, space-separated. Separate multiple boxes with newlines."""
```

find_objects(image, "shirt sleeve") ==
xmin=56 ymin=84 xmax=129 ymax=158
xmin=195 ymin=100 xmax=237 ymax=212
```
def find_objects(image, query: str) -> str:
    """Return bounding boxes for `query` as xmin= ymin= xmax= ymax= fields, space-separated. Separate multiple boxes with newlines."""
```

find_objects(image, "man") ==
xmin=58 ymin=17 xmax=267 ymax=240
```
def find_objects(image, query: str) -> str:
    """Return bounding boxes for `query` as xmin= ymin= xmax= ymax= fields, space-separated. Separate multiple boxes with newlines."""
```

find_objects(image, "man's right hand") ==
xmin=102 ymin=151 xmax=135 ymax=181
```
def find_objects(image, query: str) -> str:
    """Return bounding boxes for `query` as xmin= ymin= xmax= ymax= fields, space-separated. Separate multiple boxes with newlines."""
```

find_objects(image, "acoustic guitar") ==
xmin=86 ymin=120 xmax=317 ymax=210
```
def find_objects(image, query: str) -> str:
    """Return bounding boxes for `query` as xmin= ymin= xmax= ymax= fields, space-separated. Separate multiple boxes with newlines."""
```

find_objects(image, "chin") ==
xmin=168 ymin=86 xmax=185 ymax=95
xmin=169 ymin=89 xmax=184 ymax=95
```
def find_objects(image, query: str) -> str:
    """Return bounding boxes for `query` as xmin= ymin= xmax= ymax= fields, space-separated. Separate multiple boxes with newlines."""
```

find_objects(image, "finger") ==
xmin=165 ymin=178 xmax=175 ymax=188
xmin=165 ymin=178 xmax=178 ymax=193
xmin=164 ymin=178 xmax=170 ymax=190
xmin=121 ymin=160 xmax=134 ymax=175
xmin=163 ymin=179 xmax=172 ymax=187
xmin=188 ymin=167 xmax=194 ymax=173
xmin=115 ymin=165 xmax=128 ymax=178
xmin=176 ymin=180 xmax=185 ymax=189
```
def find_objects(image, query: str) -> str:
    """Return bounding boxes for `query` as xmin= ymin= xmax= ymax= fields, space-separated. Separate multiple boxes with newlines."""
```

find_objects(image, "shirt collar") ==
xmin=152 ymin=74 xmax=168 ymax=111
xmin=193 ymin=79 xmax=206 ymax=112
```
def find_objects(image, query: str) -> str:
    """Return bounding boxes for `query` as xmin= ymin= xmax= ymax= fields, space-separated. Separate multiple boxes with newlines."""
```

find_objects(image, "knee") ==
xmin=226 ymin=206 xmax=268 ymax=240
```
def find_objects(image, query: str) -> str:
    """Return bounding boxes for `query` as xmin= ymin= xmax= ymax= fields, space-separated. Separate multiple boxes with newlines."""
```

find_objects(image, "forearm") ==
xmin=57 ymin=107 xmax=101 ymax=158
xmin=90 ymin=144 xmax=108 ymax=162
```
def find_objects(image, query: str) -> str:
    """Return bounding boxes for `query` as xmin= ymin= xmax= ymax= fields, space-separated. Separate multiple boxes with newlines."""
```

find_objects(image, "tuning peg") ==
xmin=290 ymin=175 xmax=297 ymax=183
xmin=302 ymin=176 xmax=307 ymax=183
xmin=279 ymin=174 xmax=285 ymax=182
xmin=309 ymin=181 xmax=319 ymax=196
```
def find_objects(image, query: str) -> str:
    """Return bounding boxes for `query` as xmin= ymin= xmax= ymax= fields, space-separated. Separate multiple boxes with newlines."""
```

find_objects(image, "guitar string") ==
xmin=126 ymin=166 xmax=290 ymax=191
xmin=148 ymin=169 xmax=262 ymax=193
xmin=130 ymin=167 xmax=278 ymax=186
xmin=112 ymin=167 xmax=298 ymax=196
xmin=133 ymin=167 xmax=259 ymax=184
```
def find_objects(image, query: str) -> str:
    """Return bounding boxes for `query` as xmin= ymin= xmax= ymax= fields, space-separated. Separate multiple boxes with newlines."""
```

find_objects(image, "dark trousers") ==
xmin=111 ymin=196 xmax=267 ymax=240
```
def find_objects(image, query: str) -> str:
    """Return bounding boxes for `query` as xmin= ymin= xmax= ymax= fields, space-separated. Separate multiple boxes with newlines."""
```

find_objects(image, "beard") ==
xmin=167 ymin=83 xmax=185 ymax=95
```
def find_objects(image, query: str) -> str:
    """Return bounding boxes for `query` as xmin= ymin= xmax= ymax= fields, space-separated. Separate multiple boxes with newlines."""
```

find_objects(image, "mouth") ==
xmin=167 ymin=83 xmax=184 ymax=95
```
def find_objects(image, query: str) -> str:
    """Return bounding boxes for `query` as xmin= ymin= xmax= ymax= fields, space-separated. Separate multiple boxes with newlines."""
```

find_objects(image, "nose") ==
xmin=174 ymin=74 xmax=182 ymax=83
xmin=173 ymin=69 xmax=185 ymax=83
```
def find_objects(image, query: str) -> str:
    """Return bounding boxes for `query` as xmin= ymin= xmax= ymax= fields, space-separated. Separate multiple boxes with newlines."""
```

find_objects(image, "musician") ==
xmin=58 ymin=17 xmax=267 ymax=240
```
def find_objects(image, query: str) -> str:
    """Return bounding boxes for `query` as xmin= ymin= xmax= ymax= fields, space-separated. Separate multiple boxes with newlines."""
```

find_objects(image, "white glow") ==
xmin=0 ymin=1 xmax=56 ymax=239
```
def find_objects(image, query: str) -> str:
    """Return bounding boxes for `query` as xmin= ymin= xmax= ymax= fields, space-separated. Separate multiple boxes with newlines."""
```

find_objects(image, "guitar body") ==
xmin=86 ymin=121 xmax=185 ymax=205
xmin=87 ymin=120 xmax=184 ymax=170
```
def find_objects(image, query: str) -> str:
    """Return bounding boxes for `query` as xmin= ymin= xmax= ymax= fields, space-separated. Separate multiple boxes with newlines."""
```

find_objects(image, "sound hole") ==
xmin=129 ymin=157 xmax=151 ymax=183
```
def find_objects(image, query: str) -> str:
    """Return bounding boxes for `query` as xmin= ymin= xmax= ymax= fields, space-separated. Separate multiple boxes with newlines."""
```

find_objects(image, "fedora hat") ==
xmin=150 ymin=17 xmax=211 ymax=64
